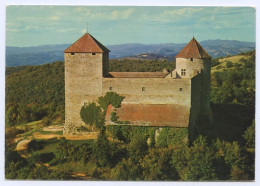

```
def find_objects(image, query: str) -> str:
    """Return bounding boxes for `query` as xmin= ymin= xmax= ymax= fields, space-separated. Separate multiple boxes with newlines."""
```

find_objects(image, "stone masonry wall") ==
xmin=102 ymin=78 xmax=192 ymax=106
xmin=64 ymin=52 xmax=104 ymax=134
xmin=190 ymin=74 xmax=202 ymax=126
xmin=176 ymin=58 xmax=211 ymax=114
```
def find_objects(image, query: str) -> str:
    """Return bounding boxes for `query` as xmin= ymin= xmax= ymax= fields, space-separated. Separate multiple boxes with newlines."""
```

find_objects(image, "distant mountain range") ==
xmin=6 ymin=40 xmax=255 ymax=67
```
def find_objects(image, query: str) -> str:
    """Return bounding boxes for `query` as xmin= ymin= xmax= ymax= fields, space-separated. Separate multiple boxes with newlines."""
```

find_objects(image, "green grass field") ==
xmin=211 ymin=55 xmax=251 ymax=73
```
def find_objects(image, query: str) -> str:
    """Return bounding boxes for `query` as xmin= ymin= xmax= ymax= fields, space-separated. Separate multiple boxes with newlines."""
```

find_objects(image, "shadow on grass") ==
xmin=192 ymin=103 xmax=254 ymax=144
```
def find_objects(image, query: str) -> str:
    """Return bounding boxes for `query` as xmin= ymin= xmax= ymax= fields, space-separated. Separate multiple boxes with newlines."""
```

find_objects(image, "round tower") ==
xmin=175 ymin=37 xmax=211 ymax=115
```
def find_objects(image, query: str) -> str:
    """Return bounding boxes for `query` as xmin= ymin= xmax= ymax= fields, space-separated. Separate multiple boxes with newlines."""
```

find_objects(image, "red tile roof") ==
xmin=108 ymin=72 xmax=168 ymax=78
xmin=106 ymin=104 xmax=190 ymax=127
xmin=176 ymin=37 xmax=211 ymax=58
xmin=64 ymin=33 xmax=110 ymax=53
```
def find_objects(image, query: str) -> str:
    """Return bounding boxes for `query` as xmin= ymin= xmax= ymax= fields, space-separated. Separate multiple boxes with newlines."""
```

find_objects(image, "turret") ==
xmin=175 ymin=37 xmax=211 ymax=115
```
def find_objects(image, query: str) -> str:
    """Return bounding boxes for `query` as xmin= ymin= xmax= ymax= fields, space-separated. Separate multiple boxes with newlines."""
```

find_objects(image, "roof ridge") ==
xmin=64 ymin=33 xmax=110 ymax=53
xmin=175 ymin=37 xmax=211 ymax=58
xmin=193 ymin=38 xmax=203 ymax=58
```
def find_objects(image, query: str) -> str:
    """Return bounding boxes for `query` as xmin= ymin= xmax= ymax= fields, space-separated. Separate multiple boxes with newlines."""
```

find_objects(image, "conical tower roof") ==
xmin=64 ymin=33 xmax=110 ymax=53
xmin=175 ymin=37 xmax=211 ymax=58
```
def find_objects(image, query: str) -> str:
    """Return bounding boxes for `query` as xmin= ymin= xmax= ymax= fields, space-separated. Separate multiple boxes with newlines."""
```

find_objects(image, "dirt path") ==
xmin=14 ymin=125 xmax=99 ymax=151
xmin=42 ymin=125 xmax=64 ymax=132
xmin=64 ymin=132 xmax=99 ymax=140
xmin=16 ymin=139 xmax=32 ymax=151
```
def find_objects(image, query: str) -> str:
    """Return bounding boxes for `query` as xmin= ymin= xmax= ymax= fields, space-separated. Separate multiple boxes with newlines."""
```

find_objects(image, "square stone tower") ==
xmin=64 ymin=33 xmax=110 ymax=135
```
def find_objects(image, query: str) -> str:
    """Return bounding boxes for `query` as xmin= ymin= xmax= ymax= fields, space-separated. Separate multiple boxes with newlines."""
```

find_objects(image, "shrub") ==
xmin=42 ymin=117 xmax=52 ymax=126
xmin=80 ymin=102 xmax=103 ymax=128
xmin=98 ymin=92 xmax=125 ymax=112
xmin=226 ymin=61 xmax=233 ymax=68
xmin=243 ymin=121 xmax=255 ymax=148
xmin=111 ymin=112 xmax=119 ymax=122
xmin=216 ymin=66 xmax=222 ymax=70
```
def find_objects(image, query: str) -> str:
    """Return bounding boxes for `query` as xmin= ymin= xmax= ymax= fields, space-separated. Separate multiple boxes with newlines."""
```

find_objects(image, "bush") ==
xmin=111 ymin=112 xmax=119 ymax=122
xmin=243 ymin=121 xmax=255 ymax=148
xmin=80 ymin=102 xmax=103 ymax=128
xmin=226 ymin=61 xmax=233 ymax=68
xmin=98 ymin=92 xmax=125 ymax=112
xmin=42 ymin=117 xmax=52 ymax=126
xmin=211 ymin=59 xmax=220 ymax=67
xmin=216 ymin=66 xmax=222 ymax=70
xmin=128 ymin=133 xmax=148 ymax=162
xmin=94 ymin=131 xmax=111 ymax=167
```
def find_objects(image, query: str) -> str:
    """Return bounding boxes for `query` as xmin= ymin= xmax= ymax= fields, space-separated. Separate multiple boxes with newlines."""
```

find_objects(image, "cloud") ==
xmin=141 ymin=7 xmax=203 ymax=23
xmin=77 ymin=7 xmax=135 ymax=21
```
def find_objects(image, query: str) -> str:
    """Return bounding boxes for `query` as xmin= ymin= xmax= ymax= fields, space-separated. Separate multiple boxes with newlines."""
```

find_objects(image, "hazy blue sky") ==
xmin=6 ymin=6 xmax=255 ymax=47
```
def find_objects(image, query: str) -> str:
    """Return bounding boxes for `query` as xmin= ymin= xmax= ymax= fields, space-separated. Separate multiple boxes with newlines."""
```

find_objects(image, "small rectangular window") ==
xmin=92 ymin=53 xmax=96 ymax=55
xmin=84 ymin=102 xmax=87 ymax=106
xmin=179 ymin=88 xmax=183 ymax=91
xmin=142 ymin=87 xmax=145 ymax=91
xmin=71 ymin=53 xmax=75 ymax=55
xmin=181 ymin=69 xmax=186 ymax=76
xmin=109 ymin=87 xmax=112 ymax=90
xmin=190 ymin=58 xmax=193 ymax=61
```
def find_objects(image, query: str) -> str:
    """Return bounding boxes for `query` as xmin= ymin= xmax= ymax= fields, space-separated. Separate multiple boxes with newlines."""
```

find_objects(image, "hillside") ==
xmin=5 ymin=51 xmax=255 ymax=180
xmin=6 ymin=39 xmax=255 ymax=66
xmin=5 ymin=51 xmax=255 ymax=127
xmin=5 ymin=61 xmax=65 ymax=126
xmin=210 ymin=50 xmax=255 ymax=107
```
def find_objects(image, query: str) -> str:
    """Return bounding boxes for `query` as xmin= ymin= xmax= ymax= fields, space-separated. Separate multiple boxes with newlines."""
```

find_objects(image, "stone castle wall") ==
xmin=102 ymin=78 xmax=192 ymax=106
xmin=190 ymin=74 xmax=202 ymax=126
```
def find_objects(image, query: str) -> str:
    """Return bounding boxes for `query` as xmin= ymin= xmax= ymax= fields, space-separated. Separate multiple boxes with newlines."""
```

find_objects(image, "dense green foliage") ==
xmin=80 ymin=92 xmax=125 ymax=129
xmin=211 ymin=51 xmax=255 ymax=107
xmin=109 ymin=59 xmax=175 ymax=72
xmin=80 ymin=102 xmax=103 ymax=128
xmin=5 ymin=139 xmax=73 ymax=180
xmin=243 ymin=121 xmax=255 ymax=148
xmin=98 ymin=91 xmax=125 ymax=112
xmin=5 ymin=51 xmax=255 ymax=180
xmin=5 ymin=61 xmax=65 ymax=126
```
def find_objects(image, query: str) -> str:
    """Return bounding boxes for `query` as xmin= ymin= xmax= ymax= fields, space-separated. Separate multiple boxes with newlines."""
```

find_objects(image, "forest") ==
xmin=5 ymin=51 xmax=255 ymax=180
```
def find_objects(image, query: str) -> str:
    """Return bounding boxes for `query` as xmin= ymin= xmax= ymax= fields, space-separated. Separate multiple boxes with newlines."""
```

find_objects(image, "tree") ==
xmin=5 ymin=105 xmax=18 ymax=126
xmin=80 ymin=102 xmax=103 ymax=128
xmin=128 ymin=133 xmax=148 ymax=162
xmin=243 ymin=121 xmax=255 ymax=148
xmin=110 ymin=158 xmax=143 ymax=180
xmin=172 ymin=136 xmax=217 ymax=181
xmin=94 ymin=131 xmax=111 ymax=167
xmin=226 ymin=61 xmax=233 ymax=68
xmin=98 ymin=91 xmax=125 ymax=111
xmin=140 ymin=148 xmax=178 ymax=180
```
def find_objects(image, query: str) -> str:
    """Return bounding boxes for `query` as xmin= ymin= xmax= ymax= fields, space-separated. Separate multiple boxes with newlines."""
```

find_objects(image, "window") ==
xmin=179 ymin=88 xmax=183 ymax=91
xmin=181 ymin=69 xmax=186 ymax=76
xmin=84 ymin=102 xmax=87 ymax=106
xmin=92 ymin=53 xmax=96 ymax=55
xmin=109 ymin=87 xmax=112 ymax=90
xmin=142 ymin=87 xmax=145 ymax=91
xmin=71 ymin=53 xmax=75 ymax=55
xmin=190 ymin=58 xmax=193 ymax=61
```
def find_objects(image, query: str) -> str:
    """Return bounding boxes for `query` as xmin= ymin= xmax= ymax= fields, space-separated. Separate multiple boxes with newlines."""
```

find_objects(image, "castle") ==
xmin=63 ymin=33 xmax=211 ymax=135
